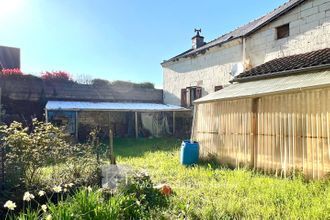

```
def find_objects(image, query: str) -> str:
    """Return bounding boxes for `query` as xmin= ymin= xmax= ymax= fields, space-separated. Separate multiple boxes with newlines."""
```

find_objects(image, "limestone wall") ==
xmin=163 ymin=40 xmax=242 ymax=106
xmin=246 ymin=0 xmax=330 ymax=66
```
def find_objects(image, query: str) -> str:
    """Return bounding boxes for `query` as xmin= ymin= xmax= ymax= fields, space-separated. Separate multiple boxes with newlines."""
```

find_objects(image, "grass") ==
xmin=114 ymin=137 xmax=330 ymax=219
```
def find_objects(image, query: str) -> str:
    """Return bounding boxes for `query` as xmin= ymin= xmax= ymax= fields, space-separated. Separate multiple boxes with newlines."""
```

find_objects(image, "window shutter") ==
xmin=181 ymin=89 xmax=187 ymax=107
xmin=196 ymin=87 xmax=202 ymax=99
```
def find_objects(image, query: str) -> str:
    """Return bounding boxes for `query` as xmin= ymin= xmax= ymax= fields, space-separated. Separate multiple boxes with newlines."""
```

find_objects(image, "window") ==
xmin=181 ymin=86 xmax=202 ymax=107
xmin=215 ymin=85 xmax=223 ymax=92
xmin=276 ymin=23 xmax=290 ymax=40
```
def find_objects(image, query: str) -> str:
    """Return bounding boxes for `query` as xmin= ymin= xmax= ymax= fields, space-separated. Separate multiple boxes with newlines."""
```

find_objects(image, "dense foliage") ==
xmin=0 ymin=120 xmax=71 ymax=188
xmin=92 ymin=79 xmax=155 ymax=89
xmin=0 ymin=120 xmax=98 ymax=190
xmin=111 ymin=80 xmax=155 ymax=89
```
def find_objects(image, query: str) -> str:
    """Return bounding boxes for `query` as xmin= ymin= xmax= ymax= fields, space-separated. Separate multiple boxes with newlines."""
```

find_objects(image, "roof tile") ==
xmin=234 ymin=48 xmax=330 ymax=81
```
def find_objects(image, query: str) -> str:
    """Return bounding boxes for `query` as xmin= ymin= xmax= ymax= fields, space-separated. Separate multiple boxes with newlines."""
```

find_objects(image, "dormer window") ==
xmin=276 ymin=23 xmax=290 ymax=40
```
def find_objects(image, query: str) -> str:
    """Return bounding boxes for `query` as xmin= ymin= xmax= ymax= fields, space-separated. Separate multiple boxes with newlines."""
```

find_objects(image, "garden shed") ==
xmin=46 ymin=101 xmax=190 ymax=141
xmin=192 ymin=48 xmax=330 ymax=179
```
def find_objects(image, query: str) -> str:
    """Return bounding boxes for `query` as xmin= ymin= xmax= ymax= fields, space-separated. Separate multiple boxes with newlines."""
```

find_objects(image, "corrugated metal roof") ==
xmin=162 ymin=0 xmax=305 ymax=64
xmin=46 ymin=101 xmax=188 ymax=112
xmin=195 ymin=70 xmax=330 ymax=103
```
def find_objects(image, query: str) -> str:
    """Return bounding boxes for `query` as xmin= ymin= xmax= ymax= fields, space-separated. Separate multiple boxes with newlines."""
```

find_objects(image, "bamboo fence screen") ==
xmin=193 ymin=87 xmax=330 ymax=179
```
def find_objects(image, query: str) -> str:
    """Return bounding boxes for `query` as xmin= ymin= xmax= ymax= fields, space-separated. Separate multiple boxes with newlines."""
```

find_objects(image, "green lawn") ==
xmin=114 ymin=138 xmax=330 ymax=219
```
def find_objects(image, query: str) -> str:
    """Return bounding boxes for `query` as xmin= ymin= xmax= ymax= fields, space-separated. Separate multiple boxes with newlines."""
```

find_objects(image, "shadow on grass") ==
xmin=112 ymin=137 xmax=182 ymax=158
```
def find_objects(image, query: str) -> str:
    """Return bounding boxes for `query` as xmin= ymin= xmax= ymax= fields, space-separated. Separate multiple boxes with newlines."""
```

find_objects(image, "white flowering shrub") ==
xmin=0 ymin=119 xmax=71 ymax=188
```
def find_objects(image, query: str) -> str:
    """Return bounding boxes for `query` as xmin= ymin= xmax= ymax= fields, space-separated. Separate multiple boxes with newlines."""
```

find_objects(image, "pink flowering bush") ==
xmin=0 ymin=68 xmax=23 ymax=76
xmin=41 ymin=71 xmax=72 ymax=82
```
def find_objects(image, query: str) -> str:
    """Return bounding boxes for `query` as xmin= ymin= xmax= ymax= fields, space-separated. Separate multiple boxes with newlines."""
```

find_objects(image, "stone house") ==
xmin=161 ymin=0 xmax=330 ymax=107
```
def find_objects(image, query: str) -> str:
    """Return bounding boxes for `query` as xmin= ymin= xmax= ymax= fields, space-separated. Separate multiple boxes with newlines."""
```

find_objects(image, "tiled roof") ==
xmin=162 ymin=0 xmax=305 ymax=64
xmin=234 ymin=48 xmax=330 ymax=82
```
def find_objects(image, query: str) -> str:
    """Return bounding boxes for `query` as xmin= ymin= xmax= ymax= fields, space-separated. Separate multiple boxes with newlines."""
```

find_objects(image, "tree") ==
xmin=75 ymin=73 xmax=93 ymax=84
xmin=92 ymin=78 xmax=110 ymax=87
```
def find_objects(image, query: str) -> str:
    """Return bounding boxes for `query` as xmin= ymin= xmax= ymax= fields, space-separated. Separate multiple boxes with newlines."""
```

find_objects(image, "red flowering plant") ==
xmin=0 ymin=68 xmax=24 ymax=76
xmin=41 ymin=71 xmax=72 ymax=82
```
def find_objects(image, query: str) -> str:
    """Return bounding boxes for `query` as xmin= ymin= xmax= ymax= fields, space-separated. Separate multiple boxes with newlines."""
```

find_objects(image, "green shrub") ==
xmin=91 ymin=79 xmax=155 ymax=89
xmin=91 ymin=78 xmax=110 ymax=87
xmin=118 ymin=172 xmax=169 ymax=211
xmin=0 ymin=120 xmax=71 ymax=189
xmin=0 ymin=120 xmax=102 ymax=191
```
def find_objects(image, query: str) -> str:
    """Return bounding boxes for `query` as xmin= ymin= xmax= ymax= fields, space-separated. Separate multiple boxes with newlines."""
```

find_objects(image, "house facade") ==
xmin=161 ymin=0 xmax=330 ymax=107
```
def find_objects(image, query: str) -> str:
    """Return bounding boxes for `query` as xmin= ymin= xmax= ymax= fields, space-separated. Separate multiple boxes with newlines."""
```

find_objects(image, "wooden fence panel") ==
xmin=256 ymin=88 xmax=330 ymax=178
xmin=194 ymin=99 xmax=254 ymax=168
xmin=194 ymin=87 xmax=330 ymax=179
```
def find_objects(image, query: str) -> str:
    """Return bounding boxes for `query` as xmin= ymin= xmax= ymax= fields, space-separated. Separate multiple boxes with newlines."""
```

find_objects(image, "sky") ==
xmin=0 ymin=0 xmax=287 ymax=88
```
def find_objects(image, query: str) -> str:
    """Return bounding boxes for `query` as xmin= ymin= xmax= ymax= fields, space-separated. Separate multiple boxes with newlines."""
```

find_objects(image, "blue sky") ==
xmin=0 ymin=0 xmax=287 ymax=87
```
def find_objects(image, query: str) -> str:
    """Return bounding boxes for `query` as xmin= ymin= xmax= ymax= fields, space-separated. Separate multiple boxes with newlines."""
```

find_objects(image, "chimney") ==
xmin=192 ymin=29 xmax=205 ymax=49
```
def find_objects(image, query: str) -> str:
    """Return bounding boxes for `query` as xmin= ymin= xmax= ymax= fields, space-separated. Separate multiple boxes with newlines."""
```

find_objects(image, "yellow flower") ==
xmin=45 ymin=214 xmax=52 ymax=220
xmin=53 ymin=185 xmax=62 ymax=193
xmin=41 ymin=204 xmax=47 ymax=212
xmin=38 ymin=190 xmax=46 ymax=197
xmin=64 ymin=188 xmax=68 ymax=192
xmin=23 ymin=192 xmax=35 ymax=201
xmin=4 ymin=200 xmax=16 ymax=210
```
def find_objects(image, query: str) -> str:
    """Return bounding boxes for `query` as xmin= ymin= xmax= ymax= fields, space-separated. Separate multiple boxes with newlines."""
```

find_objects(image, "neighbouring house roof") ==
xmin=162 ymin=0 xmax=305 ymax=65
xmin=46 ymin=101 xmax=188 ymax=112
xmin=194 ymin=70 xmax=330 ymax=103
xmin=0 ymin=46 xmax=20 ymax=69
xmin=233 ymin=48 xmax=330 ymax=82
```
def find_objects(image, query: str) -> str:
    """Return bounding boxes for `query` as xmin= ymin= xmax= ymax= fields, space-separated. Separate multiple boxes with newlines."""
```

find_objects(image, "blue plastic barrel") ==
xmin=180 ymin=140 xmax=199 ymax=165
